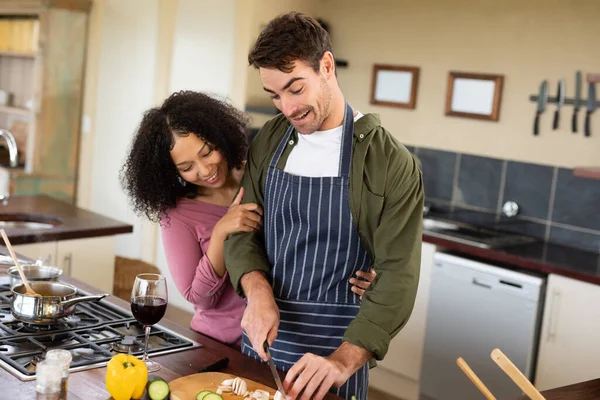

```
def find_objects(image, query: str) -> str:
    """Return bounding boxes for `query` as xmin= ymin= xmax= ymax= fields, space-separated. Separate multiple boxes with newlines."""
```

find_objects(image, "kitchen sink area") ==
xmin=422 ymin=206 xmax=539 ymax=249
xmin=0 ymin=213 xmax=62 ymax=230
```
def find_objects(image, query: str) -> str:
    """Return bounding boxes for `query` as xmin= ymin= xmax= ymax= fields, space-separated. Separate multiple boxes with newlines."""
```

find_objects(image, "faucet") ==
xmin=0 ymin=129 xmax=18 ymax=168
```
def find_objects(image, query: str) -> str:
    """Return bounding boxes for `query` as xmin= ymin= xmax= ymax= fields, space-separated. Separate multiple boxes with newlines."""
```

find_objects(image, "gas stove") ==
xmin=0 ymin=280 xmax=201 ymax=381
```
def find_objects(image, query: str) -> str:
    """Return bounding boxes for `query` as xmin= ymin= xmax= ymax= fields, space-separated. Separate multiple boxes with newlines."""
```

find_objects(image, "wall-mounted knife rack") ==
xmin=528 ymin=95 xmax=600 ymax=107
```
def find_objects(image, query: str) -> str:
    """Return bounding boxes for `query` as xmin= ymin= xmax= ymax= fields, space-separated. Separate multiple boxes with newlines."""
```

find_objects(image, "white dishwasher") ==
xmin=419 ymin=252 xmax=546 ymax=400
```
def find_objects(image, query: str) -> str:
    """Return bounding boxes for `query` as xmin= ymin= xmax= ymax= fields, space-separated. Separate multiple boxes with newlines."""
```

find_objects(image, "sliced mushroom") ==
xmin=232 ymin=377 xmax=249 ymax=396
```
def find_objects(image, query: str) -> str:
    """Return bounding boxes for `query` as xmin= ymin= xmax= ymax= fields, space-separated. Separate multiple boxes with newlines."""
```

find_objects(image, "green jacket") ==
xmin=224 ymin=112 xmax=424 ymax=361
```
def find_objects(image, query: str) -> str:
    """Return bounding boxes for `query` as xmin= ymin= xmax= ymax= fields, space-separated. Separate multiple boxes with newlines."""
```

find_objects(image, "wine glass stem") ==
xmin=142 ymin=325 xmax=151 ymax=362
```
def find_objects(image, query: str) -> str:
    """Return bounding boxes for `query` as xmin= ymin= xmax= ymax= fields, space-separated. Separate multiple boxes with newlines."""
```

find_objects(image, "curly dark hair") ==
xmin=120 ymin=90 xmax=249 ymax=222
xmin=248 ymin=12 xmax=333 ymax=73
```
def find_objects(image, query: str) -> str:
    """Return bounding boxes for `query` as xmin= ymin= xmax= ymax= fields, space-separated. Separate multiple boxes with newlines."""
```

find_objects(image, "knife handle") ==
xmin=552 ymin=110 xmax=559 ymax=130
xmin=585 ymin=111 xmax=591 ymax=137
xmin=534 ymin=112 xmax=540 ymax=136
xmin=572 ymin=111 xmax=578 ymax=133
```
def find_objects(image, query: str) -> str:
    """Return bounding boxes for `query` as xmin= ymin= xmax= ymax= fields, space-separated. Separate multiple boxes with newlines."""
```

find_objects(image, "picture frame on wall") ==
xmin=445 ymin=71 xmax=504 ymax=121
xmin=370 ymin=64 xmax=420 ymax=109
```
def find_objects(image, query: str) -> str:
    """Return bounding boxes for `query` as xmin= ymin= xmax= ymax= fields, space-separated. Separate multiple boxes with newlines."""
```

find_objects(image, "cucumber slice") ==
xmin=196 ymin=390 xmax=214 ymax=400
xmin=203 ymin=393 xmax=224 ymax=400
xmin=147 ymin=377 xmax=170 ymax=400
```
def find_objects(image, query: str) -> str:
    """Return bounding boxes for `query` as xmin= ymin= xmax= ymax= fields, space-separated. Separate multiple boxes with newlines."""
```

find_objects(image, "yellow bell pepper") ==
xmin=105 ymin=354 xmax=148 ymax=400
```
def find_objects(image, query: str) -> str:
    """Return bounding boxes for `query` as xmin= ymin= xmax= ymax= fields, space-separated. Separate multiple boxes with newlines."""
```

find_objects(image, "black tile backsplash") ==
xmin=415 ymin=146 xmax=600 ymax=254
xmin=455 ymin=154 xmax=503 ymax=210
xmin=496 ymin=218 xmax=548 ymax=240
xmin=552 ymin=168 xmax=600 ymax=232
xmin=549 ymin=226 xmax=600 ymax=254
xmin=418 ymin=148 xmax=457 ymax=202
xmin=502 ymin=161 xmax=554 ymax=220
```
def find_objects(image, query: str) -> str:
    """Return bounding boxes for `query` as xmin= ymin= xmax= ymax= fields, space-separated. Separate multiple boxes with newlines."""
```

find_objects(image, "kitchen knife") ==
xmin=585 ymin=82 xmax=596 ymax=137
xmin=552 ymin=79 xmax=564 ymax=130
xmin=572 ymin=71 xmax=582 ymax=133
xmin=263 ymin=341 xmax=287 ymax=396
xmin=533 ymin=80 xmax=548 ymax=136
xmin=198 ymin=356 xmax=229 ymax=373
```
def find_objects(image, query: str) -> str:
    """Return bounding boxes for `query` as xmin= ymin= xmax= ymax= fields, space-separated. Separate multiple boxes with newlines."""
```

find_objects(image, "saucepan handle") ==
xmin=61 ymin=293 xmax=109 ymax=308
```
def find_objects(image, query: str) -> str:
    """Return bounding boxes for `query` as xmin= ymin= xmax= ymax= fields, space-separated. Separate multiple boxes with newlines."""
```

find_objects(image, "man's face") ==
xmin=260 ymin=59 xmax=332 ymax=134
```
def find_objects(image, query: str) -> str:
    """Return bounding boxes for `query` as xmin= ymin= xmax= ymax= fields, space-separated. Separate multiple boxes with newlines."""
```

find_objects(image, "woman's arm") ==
xmin=161 ymin=214 xmax=230 ymax=309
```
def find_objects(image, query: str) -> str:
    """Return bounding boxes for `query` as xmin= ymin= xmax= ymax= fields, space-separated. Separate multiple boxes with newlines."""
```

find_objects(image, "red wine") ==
xmin=131 ymin=296 xmax=167 ymax=325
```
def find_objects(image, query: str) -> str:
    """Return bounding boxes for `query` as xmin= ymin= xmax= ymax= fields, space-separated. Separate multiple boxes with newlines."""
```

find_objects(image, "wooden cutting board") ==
xmin=169 ymin=372 xmax=277 ymax=400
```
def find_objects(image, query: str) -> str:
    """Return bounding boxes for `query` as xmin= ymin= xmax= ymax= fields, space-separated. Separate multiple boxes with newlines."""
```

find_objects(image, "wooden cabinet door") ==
xmin=535 ymin=274 xmax=600 ymax=391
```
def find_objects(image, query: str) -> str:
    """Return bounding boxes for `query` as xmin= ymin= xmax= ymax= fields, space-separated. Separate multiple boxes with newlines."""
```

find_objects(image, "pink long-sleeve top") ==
xmin=160 ymin=198 xmax=246 ymax=346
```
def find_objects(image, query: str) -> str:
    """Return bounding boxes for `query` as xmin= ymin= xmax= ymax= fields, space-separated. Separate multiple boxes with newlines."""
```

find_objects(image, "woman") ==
xmin=120 ymin=90 xmax=374 ymax=347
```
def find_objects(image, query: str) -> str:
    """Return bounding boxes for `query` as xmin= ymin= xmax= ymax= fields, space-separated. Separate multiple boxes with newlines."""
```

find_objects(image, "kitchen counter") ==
xmin=0 ymin=273 xmax=340 ymax=400
xmin=513 ymin=378 xmax=600 ymax=399
xmin=0 ymin=195 xmax=133 ymax=245
xmin=423 ymin=234 xmax=600 ymax=285
xmin=422 ymin=205 xmax=600 ymax=286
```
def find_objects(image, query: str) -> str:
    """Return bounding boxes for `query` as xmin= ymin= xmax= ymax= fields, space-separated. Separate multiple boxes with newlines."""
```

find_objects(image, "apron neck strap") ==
xmin=270 ymin=103 xmax=355 ymax=178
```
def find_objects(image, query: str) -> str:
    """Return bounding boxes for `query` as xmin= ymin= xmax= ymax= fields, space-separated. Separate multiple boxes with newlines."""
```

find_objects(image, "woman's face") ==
xmin=170 ymin=133 xmax=228 ymax=190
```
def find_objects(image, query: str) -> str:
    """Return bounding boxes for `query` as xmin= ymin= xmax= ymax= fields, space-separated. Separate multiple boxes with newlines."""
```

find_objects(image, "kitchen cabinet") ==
xmin=0 ymin=0 xmax=91 ymax=203
xmin=12 ymin=241 xmax=56 ymax=266
xmin=535 ymin=274 xmax=600 ymax=391
xmin=13 ymin=236 xmax=115 ymax=294
xmin=369 ymin=242 xmax=436 ymax=400
xmin=55 ymin=237 xmax=115 ymax=294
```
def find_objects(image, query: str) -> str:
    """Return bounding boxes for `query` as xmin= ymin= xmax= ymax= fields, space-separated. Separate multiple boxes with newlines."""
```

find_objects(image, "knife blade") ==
xmin=198 ymin=356 xmax=229 ymax=373
xmin=263 ymin=340 xmax=287 ymax=396
xmin=585 ymin=82 xmax=596 ymax=137
xmin=534 ymin=80 xmax=548 ymax=136
xmin=552 ymin=79 xmax=565 ymax=130
xmin=573 ymin=71 xmax=582 ymax=133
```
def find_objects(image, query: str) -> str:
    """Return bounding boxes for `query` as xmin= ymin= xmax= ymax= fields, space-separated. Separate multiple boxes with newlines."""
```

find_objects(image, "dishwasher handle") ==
xmin=472 ymin=278 xmax=492 ymax=289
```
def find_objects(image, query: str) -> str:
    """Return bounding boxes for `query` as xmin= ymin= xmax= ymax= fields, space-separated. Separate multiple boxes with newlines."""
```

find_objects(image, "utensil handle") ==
xmin=0 ymin=230 xmax=31 ymax=291
xmin=552 ymin=110 xmax=559 ymax=130
xmin=572 ymin=111 xmax=578 ymax=133
xmin=456 ymin=357 xmax=496 ymax=400
xmin=585 ymin=111 xmax=591 ymax=137
xmin=61 ymin=293 xmax=109 ymax=308
xmin=491 ymin=349 xmax=546 ymax=400
xmin=534 ymin=113 xmax=540 ymax=136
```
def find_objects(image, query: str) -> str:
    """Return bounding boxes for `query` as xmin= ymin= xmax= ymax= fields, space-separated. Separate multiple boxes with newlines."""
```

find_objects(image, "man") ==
xmin=224 ymin=12 xmax=423 ymax=400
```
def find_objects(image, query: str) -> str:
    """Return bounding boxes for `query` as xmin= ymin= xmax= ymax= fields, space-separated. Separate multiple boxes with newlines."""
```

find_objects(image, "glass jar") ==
xmin=36 ymin=360 xmax=62 ymax=400
xmin=44 ymin=349 xmax=72 ymax=399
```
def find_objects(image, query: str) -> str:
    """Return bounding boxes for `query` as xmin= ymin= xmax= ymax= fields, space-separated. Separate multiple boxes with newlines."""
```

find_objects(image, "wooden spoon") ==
xmin=491 ymin=348 xmax=546 ymax=400
xmin=456 ymin=357 xmax=496 ymax=400
xmin=0 ymin=229 xmax=40 ymax=297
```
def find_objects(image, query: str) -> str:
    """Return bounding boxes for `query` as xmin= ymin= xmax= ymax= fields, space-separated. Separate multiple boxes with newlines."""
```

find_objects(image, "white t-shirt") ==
xmin=284 ymin=112 xmax=363 ymax=177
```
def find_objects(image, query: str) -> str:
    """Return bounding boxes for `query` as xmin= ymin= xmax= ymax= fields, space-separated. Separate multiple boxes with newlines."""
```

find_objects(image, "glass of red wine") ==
xmin=130 ymin=273 xmax=168 ymax=372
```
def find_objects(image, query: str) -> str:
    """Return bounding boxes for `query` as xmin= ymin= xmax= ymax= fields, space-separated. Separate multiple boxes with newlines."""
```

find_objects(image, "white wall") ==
xmin=169 ymin=0 xmax=236 ymax=98
xmin=89 ymin=0 xmax=159 ymax=259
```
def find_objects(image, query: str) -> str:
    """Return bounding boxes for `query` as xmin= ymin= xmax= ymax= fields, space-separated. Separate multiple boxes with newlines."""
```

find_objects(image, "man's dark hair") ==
xmin=248 ymin=12 xmax=333 ymax=73
xmin=120 ymin=90 xmax=249 ymax=223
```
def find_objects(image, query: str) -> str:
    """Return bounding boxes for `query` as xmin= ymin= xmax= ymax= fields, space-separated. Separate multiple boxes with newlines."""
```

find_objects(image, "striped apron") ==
xmin=241 ymin=104 xmax=372 ymax=400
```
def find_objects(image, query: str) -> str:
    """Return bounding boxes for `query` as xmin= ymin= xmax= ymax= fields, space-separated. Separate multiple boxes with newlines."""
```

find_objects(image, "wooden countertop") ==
xmin=513 ymin=379 xmax=600 ymax=399
xmin=0 ymin=273 xmax=340 ymax=400
xmin=0 ymin=195 xmax=133 ymax=245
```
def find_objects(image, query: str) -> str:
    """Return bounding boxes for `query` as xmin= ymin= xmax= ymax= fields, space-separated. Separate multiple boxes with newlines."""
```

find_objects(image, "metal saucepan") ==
xmin=10 ymin=281 xmax=109 ymax=324
xmin=8 ymin=265 xmax=63 ymax=288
